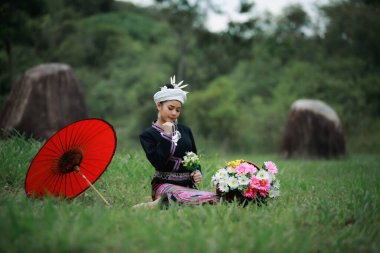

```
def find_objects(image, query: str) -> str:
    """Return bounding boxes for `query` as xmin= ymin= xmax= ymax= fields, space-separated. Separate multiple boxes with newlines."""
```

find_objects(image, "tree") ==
xmin=64 ymin=0 xmax=114 ymax=16
xmin=186 ymin=78 xmax=239 ymax=148
xmin=321 ymin=0 xmax=380 ymax=66
xmin=153 ymin=0 xmax=206 ymax=78
xmin=0 ymin=0 xmax=46 ymax=89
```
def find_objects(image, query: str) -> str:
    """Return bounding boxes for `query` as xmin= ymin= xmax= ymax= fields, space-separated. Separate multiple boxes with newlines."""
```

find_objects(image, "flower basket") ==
xmin=212 ymin=160 xmax=280 ymax=206
xmin=216 ymin=186 xmax=246 ymax=204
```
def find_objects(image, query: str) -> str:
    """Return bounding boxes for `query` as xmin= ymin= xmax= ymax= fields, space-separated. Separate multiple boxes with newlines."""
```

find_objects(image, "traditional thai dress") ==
xmin=139 ymin=122 xmax=219 ymax=205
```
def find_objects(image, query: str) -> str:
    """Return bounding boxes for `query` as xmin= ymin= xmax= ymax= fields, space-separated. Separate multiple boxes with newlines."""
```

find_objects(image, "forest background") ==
xmin=1 ymin=0 xmax=379 ymax=154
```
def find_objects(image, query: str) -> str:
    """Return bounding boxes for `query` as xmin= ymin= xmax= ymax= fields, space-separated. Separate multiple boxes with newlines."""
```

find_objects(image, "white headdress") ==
xmin=153 ymin=75 xmax=189 ymax=104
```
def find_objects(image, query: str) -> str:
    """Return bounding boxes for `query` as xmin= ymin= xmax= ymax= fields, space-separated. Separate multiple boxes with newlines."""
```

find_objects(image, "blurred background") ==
xmin=1 ymin=0 xmax=379 ymax=154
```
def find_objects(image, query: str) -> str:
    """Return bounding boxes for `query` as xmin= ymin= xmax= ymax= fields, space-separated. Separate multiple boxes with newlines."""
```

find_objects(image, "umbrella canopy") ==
xmin=25 ymin=118 xmax=117 ymax=199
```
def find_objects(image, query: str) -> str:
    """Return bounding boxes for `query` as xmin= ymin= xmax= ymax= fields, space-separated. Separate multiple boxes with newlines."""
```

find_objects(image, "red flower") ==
xmin=259 ymin=190 xmax=267 ymax=197
xmin=243 ymin=186 xmax=258 ymax=198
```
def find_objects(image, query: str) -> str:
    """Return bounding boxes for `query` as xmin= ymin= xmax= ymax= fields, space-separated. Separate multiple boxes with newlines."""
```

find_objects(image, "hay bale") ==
xmin=281 ymin=99 xmax=346 ymax=158
xmin=0 ymin=63 xmax=87 ymax=139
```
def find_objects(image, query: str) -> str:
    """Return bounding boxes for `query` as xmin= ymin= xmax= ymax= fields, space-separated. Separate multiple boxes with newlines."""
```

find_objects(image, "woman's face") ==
xmin=157 ymin=100 xmax=182 ymax=123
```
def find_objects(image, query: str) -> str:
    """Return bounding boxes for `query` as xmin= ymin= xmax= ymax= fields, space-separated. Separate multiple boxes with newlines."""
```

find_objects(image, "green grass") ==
xmin=0 ymin=135 xmax=379 ymax=253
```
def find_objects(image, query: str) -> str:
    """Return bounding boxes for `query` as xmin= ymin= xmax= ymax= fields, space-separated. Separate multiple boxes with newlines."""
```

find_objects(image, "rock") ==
xmin=281 ymin=99 xmax=346 ymax=158
xmin=0 ymin=63 xmax=87 ymax=139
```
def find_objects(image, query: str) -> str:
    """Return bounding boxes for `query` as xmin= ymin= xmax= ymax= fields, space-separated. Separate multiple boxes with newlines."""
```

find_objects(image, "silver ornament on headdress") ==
xmin=154 ymin=75 xmax=189 ymax=104
xmin=159 ymin=75 xmax=189 ymax=92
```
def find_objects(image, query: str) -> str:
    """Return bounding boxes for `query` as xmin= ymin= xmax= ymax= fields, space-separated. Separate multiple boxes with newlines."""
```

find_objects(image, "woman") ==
xmin=137 ymin=76 xmax=219 ymax=208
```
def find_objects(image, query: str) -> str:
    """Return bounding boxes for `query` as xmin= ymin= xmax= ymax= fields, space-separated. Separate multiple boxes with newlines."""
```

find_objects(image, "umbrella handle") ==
xmin=74 ymin=166 xmax=111 ymax=206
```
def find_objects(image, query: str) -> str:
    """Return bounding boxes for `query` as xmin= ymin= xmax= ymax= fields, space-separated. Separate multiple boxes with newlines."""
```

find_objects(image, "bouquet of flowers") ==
xmin=211 ymin=159 xmax=280 ymax=205
xmin=182 ymin=151 xmax=201 ymax=171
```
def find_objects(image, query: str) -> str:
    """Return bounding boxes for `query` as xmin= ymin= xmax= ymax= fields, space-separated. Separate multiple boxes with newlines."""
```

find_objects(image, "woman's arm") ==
xmin=139 ymin=130 xmax=174 ymax=171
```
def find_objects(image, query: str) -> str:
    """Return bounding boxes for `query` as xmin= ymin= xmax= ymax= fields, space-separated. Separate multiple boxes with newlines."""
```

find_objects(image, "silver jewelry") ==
xmin=172 ymin=130 xmax=181 ymax=145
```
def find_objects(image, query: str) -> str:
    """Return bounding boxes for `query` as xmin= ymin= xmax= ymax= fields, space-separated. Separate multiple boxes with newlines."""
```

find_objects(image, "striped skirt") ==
xmin=153 ymin=183 xmax=220 ymax=206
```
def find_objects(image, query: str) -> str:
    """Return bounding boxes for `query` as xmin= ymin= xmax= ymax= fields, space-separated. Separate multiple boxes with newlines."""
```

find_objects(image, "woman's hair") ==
xmin=164 ymin=84 xmax=174 ymax=89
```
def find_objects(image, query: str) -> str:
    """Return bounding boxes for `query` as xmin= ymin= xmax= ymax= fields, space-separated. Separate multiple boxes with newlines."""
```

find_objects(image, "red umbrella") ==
xmin=25 ymin=118 xmax=116 ymax=205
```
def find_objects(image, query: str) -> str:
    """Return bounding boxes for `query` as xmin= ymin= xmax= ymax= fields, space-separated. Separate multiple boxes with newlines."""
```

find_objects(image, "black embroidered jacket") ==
xmin=139 ymin=123 xmax=201 ymax=187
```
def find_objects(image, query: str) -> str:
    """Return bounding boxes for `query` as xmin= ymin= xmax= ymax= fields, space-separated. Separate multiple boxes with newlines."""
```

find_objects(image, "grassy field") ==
xmin=0 ymin=136 xmax=379 ymax=253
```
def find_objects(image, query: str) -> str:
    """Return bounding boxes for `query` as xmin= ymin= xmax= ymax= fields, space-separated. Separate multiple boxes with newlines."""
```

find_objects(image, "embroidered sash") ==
xmin=154 ymin=171 xmax=191 ymax=181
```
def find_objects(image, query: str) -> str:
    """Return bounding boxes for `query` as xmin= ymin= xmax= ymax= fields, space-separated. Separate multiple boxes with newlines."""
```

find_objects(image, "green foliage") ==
xmin=186 ymin=78 xmax=239 ymax=148
xmin=276 ymin=4 xmax=310 ymax=35
xmin=64 ymin=0 xmax=114 ymax=16
xmin=0 ymin=133 xmax=41 ymax=188
xmin=0 ymin=136 xmax=379 ymax=252
xmin=0 ymin=0 xmax=47 ymax=41
xmin=0 ymin=0 xmax=49 ymax=91
xmin=321 ymin=0 xmax=380 ymax=66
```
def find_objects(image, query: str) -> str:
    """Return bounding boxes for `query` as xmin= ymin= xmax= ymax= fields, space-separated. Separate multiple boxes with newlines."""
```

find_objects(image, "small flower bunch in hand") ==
xmin=211 ymin=160 xmax=280 ymax=205
xmin=182 ymin=151 xmax=201 ymax=171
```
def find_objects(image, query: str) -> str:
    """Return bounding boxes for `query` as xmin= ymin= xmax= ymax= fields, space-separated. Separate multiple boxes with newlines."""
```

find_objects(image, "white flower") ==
xmin=211 ymin=175 xmax=218 ymax=186
xmin=269 ymin=188 xmax=280 ymax=198
xmin=272 ymin=180 xmax=280 ymax=190
xmin=215 ymin=168 xmax=228 ymax=179
xmin=218 ymin=183 xmax=229 ymax=192
xmin=226 ymin=166 xmax=234 ymax=173
xmin=212 ymin=169 xmax=229 ymax=186
xmin=227 ymin=177 xmax=239 ymax=189
xmin=182 ymin=152 xmax=199 ymax=170
xmin=256 ymin=170 xmax=270 ymax=181
xmin=218 ymin=176 xmax=228 ymax=185
xmin=238 ymin=176 xmax=250 ymax=186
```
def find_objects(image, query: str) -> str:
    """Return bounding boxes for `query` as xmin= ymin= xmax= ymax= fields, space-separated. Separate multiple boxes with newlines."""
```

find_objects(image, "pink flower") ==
xmin=250 ymin=176 xmax=260 ymax=189
xmin=243 ymin=186 xmax=258 ymax=198
xmin=236 ymin=162 xmax=257 ymax=175
xmin=246 ymin=163 xmax=258 ymax=174
xmin=259 ymin=190 xmax=267 ymax=197
xmin=235 ymin=164 xmax=246 ymax=174
xmin=264 ymin=161 xmax=278 ymax=174
xmin=258 ymin=179 xmax=270 ymax=191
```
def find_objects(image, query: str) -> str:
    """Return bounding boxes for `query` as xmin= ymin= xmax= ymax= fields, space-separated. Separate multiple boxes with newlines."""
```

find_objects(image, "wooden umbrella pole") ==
xmin=74 ymin=166 xmax=110 ymax=206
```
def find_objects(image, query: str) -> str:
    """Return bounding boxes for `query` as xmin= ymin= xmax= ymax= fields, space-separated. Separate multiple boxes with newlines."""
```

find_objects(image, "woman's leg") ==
xmin=153 ymin=183 xmax=220 ymax=205
xmin=132 ymin=197 xmax=161 ymax=209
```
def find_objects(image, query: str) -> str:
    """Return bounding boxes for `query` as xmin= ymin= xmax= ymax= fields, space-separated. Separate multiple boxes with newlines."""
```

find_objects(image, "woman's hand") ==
xmin=162 ymin=122 xmax=174 ymax=134
xmin=191 ymin=170 xmax=202 ymax=184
